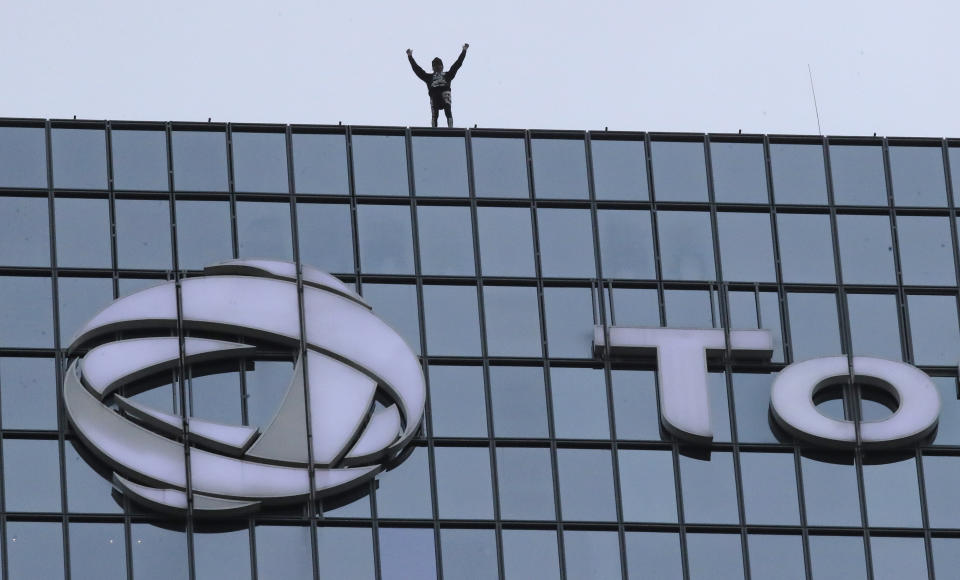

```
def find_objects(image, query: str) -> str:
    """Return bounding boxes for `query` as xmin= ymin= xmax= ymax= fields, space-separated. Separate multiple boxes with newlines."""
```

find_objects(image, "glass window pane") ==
xmin=611 ymin=370 xmax=660 ymax=440
xmin=932 ymin=377 xmax=960 ymax=445
xmin=502 ymin=530 xmax=560 ymax=580
xmin=830 ymin=144 xmax=887 ymax=206
xmin=360 ymin=283 xmax=421 ymax=355
xmin=52 ymin=128 xmax=107 ymax=189
xmin=352 ymin=134 xmax=408 ymax=196
xmin=598 ymin=210 xmax=655 ymax=279
xmin=483 ymin=285 xmax=542 ymax=357
xmin=619 ymin=449 xmax=677 ymax=522
xmin=232 ymin=132 xmax=288 ymax=193
xmin=802 ymin=454 xmax=861 ymax=526
xmin=423 ymin=285 xmax=481 ymax=356
xmin=847 ymin=293 xmax=901 ymax=359
xmin=809 ymin=535 xmax=867 ymax=580
xmin=890 ymin=145 xmax=947 ymax=206
xmin=680 ymin=452 xmax=739 ymax=524
xmin=543 ymin=287 xmax=594 ymax=358
xmin=922 ymin=455 xmax=960 ymax=527
xmin=376 ymin=447 xmax=433 ymax=518
xmin=58 ymin=276 xmax=114 ymax=343
xmin=55 ymin=197 xmax=111 ymax=268
xmin=551 ymin=367 xmax=609 ymax=439
xmin=729 ymin=289 xmax=784 ymax=362
xmin=194 ymin=528 xmax=251 ymax=580
xmin=0 ymin=126 xmax=46 ymax=187
xmin=316 ymin=526 xmax=374 ymax=579
xmin=748 ymin=535 xmax=805 ymax=580
xmin=172 ymin=131 xmax=228 ymax=192
xmin=787 ymin=293 xmax=841 ymax=361
xmin=490 ymin=366 xmax=548 ymax=438
xmin=538 ymin=208 xmax=595 ymax=278
xmin=717 ymin=212 xmax=776 ymax=282
xmin=176 ymin=200 xmax=233 ymax=270
xmin=496 ymin=447 xmax=555 ymax=520
xmin=292 ymin=133 xmax=348 ymax=195
xmin=908 ymin=294 xmax=960 ymax=365
xmin=441 ymin=529 xmax=497 ymax=580
xmin=471 ymin=136 xmax=528 ymax=198
xmin=0 ymin=196 xmax=49 ymax=267
xmin=608 ymin=287 xmax=660 ymax=326
xmin=130 ymin=524 xmax=189 ymax=580
xmin=897 ymin=216 xmax=955 ymax=285
xmin=296 ymin=202 xmax=354 ymax=273
xmin=477 ymin=206 xmax=535 ymax=276
xmin=531 ymin=138 xmax=587 ymax=199
xmin=711 ymin=141 xmax=767 ymax=203
xmin=243 ymin=360 xmax=294 ymax=428
xmin=836 ymin=214 xmax=896 ymax=284
xmin=862 ymin=456 xmax=922 ymax=527
xmin=428 ymin=365 xmax=487 ymax=437
xmin=357 ymin=204 xmax=414 ymax=274
xmin=740 ymin=452 xmax=800 ymax=524
xmin=189 ymin=366 xmax=242 ymax=425
xmin=951 ymin=147 xmax=960 ymax=205
xmin=686 ymin=533 xmax=743 ymax=580
xmin=932 ymin=538 xmax=960 ymax=580
xmin=557 ymin=449 xmax=616 ymax=521
xmin=564 ymin=530 xmax=621 ymax=580
xmin=1 ymin=357 xmax=57 ymax=430
xmin=255 ymin=525 xmax=312 ymax=578
xmin=4 ymin=439 xmax=61 ymax=511
xmin=770 ymin=143 xmax=827 ymax=204
xmin=664 ymin=289 xmax=715 ymax=328
xmin=112 ymin=129 xmax=168 ymax=191
xmin=115 ymin=199 xmax=172 ymax=269
xmin=70 ymin=522 xmax=127 ymax=580
xmin=236 ymin=200 xmax=292 ymax=260
xmin=435 ymin=446 xmax=494 ymax=519
xmin=733 ymin=373 xmax=777 ymax=443
xmin=625 ymin=532 xmax=682 ymax=580
xmin=592 ymin=139 xmax=648 ymax=200
xmin=871 ymin=537 xmax=928 ymax=580
xmin=657 ymin=211 xmax=716 ymax=281
xmin=65 ymin=442 xmax=123 ymax=513
xmin=417 ymin=205 xmax=475 ymax=275
xmin=7 ymin=522 xmax=64 ymax=579
xmin=0 ymin=276 xmax=53 ymax=348
xmin=777 ymin=213 xmax=835 ymax=283
xmin=379 ymin=527 xmax=437 ymax=580
xmin=412 ymin=136 xmax=468 ymax=197
xmin=651 ymin=141 xmax=708 ymax=202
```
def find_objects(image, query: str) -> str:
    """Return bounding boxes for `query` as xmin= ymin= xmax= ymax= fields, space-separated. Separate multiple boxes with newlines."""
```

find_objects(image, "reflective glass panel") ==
xmin=777 ymin=213 xmax=835 ymax=283
xmin=70 ymin=522 xmax=127 ymax=580
xmin=557 ymin=449 xmax=616 ymax=521
xmin=417 ymin=205 xmax=475 ymax=275
xmin=809 ymin=535 xmax=867 ymax=580
xmin=908 ymin=294 xmax=960 ymax=365
xmin=352 ymin=134 xmax=408 ymax=196
xmin=608 ymin=287 xmax=659 ymax=327
xmin=932 ymin=538 xmax=960 ymax=580
xmin=375 ymin=446 xmax=433 ymax=518
xmin=477 ymin=206 xmax=535 ymax=276
xmin=379 ymin=527 xmax=437 ymax=580
xmin=441 ymin=529 xmax=498 ymax=580
xmin=255 ymin=525 xmax=312 ymax=578
xmin=54 ymin=197 xmax=111 ymax=268
xmin=871 ymin=537 xmax=928 ymax=580
xmin=296 ymin=202 xmax=354 ymax=273
xmin=862 ymin=456 xmax=922 ymax=527
xmin=7 ymin=522 xmax=64 ymax=579
xmin=624 ymin=532 xmax=682 ymax=580
xmin=112 ymin=129 xmax=167 ymax=191
xmin=193 ymin=528 xmax=250 ymax=580
xmin=130 ymin=524 xmax=189 ymax=580
xmin=172 ymin=130 xmax=228 ymax=191
xmin=0 ymin=126 xmax=46 ymax=187
xmin=921 ymin=455 xmax=960 ymax=527
xmin=471 ymin=136 xmax=528 ymax=198
xmin=483 ymin=285 xmax=542 ymax=357
xmin=502 ymin=530 xmax=560 ymax=580
xmin=434 ymin=446 xmax=494 ymax=519
xmin=423 ymin=284 xmax=481 ymax=356
xmin=232 ymin=131 xmax=288 ymax=193
xmin=115 ymin=199 xmax=172 ymax=269
xmin=0 ymin=196 xmax=49 ymax=267
xmin=748 ymin=535 xmax=805 ymax=580
xmin=428 ymin=365 xmax=487 ymax=437
xmin=0 ymin=357 xmax=56 ymax=429
xmin=543 ymin=287 xmax=594 ymax=358
xmin=657 ymin=211 xmax=716 ymax=281
xmin=787 ymin=293 xmax=841 ymax=361
xmin=686 ymin=533 xmax=743 ymax=580
xmin=619 ymin=449 xmax=677 ymax=522
xmin=717 ymin=211 xmax=776 ymax=282
xmin=889 ymin=145 xmax=946 ymax=206
xmin=490 ymin=365 xmax=548 ymax=438
xmin=292 ymin=133 xmax=348 ymax=194
xmin=65 ymin=442 xmax=123 ymax=513
xmin=651 ymin=140 xmax=708 ymax=202
xmin=740 ymin=452 xmax=800 ymax=524
xmin=592 ymin=139 xmax=648 ymax=200
xmin=531 ymin=138 xmax=588 ymax=199
xmin=932 ymin=377 xmax=960 ymax=445
xmin=711 ymin=141 xmax=767 ymax=203
xmin=52 ymin=128 xmax=107 ymax=189
xmin=0 ymin=276 xmax=54 ymax=347
xmin=897 ymin=215 xmax=955 ymax=285
xmin=57 ymin=276 xmax=114 ymax=343
xmin=189 ymin=365 xmax=242 ymax=425
xmin=733 ymin=373 xmax=776 ymax=443
xmin=611 ymin=370 xmax=660 ymax=440
xmin=836 ymin=214 xmax=895 ymax=284
xmin=176 ymin=200 xmax=233 ymax=270
xmin=564 ymin=530 xmax=621 ymax=580
xmin=4 ymin=438 xmax=61 ymax=511
xmin=664 ymin=289 xmax=715 ymax=328
xmin=496 ymin=446 xmax=555 ymax=520
xmin=316 ymin=526 xmax=374 ymax=579
xmin=680 ymin=451 xmax=739 ymax=523
xmin=598 ymin=210 xmax=655 ymax=279
xmin=551 ymin=367 xmax=609 ymax=439
xmin=847 ymin=293 xmax=901 ymax=359
xmin=770 ymin=143 xmax=828 ymax=204
xmin=236 ymin=200 xmax=292 ymax=260
xmin=729 ymin=289 xmax=784 ymax=361
xmin=830 ymin=144 xmax=887 ymax=205
xmin=243 ymin=360 xmax=293 ymax=428
xmin=360 ymin=283 xmax=421 ymax=355
xmin=951 ymin=147 xmax=960 ymax=205
xmin=357 ymin=204 xmax=414 ymax=274
xmin=538 ymin=208 xmax=596 ymax=278
xmin=802 ymin=454 xmax=861 ymax=525
xmin=412 ymin=135 xmax=468 ymax=197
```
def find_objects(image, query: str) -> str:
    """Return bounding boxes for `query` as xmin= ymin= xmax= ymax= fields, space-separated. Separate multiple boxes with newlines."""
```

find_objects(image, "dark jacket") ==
xmin=408 ymin=49 xmax=467 ymax=104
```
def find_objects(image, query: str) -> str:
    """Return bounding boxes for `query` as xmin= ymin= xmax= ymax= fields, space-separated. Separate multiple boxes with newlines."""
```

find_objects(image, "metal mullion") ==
xmin=224 ymin=125 xmax=239 ymax=260
xmin=526 ymin=129 xmax=568 ymax=579
xmin=584 ymin=131 xmax=628 ymax=580
xmin=464 ymin=127 xmax=506 ymax=580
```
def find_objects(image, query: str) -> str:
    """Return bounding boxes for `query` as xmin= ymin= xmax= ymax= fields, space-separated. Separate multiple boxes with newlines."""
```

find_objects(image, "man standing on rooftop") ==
xmin=406 ymin=43 xmax=469 ymax=128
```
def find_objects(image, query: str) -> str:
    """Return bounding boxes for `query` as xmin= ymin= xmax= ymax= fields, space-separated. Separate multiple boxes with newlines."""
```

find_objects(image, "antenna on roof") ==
xmin=807 ymin=64 xmax=823 ymax=135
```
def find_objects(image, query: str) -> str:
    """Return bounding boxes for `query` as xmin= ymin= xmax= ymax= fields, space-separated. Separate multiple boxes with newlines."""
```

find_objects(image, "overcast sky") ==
xmin=2 ymin=1 xmax=957 ymax=137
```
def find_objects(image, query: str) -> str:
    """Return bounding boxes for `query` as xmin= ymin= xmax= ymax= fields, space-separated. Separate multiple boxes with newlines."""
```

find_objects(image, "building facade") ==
xmin=0 ymin=119 xmax=960 ymax=578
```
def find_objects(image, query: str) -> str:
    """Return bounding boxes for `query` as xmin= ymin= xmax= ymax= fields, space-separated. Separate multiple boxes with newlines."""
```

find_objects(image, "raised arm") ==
xmin=447 ymin=43 xmax=468 ymax=80
xmin=406 ymin=49 xmax=430 ymax=82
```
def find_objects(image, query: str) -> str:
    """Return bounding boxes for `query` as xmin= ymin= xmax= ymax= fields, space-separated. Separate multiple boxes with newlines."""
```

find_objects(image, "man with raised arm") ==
xmin=407 ymin=44 xmax=469 ymax=128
